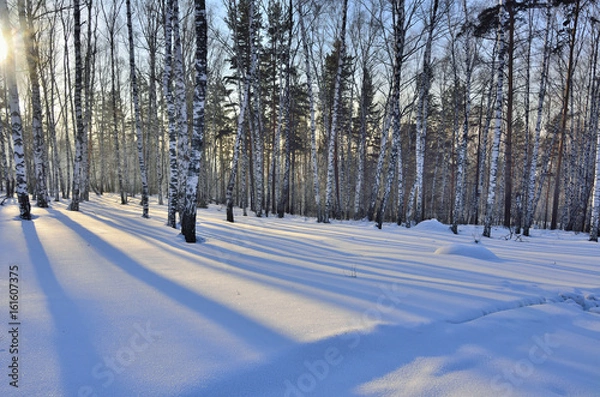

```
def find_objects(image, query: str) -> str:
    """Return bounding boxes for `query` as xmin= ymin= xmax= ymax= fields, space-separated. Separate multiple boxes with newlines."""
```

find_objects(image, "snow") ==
xmin=412 ymin=218 xmax=451 ymax=233
xmin=1 ymin=195 xmax=599 ymax=396
xmin=434 ymin=243 xmax=500 ymax=261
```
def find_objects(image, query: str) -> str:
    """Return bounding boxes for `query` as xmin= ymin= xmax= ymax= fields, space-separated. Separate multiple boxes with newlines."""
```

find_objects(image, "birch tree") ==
xmin=523 ymin=0 xmax=552 ymax=236
xmin=590 ymin=99 xmax=600 ymax=241
xmin=226 ymin=0 xmax=256 ymax=223
xmin=0 ymin=0 xmax=31 ymax=219
xmin=376 ymin=0 xmax=406 ymax=229
xmin=100 ymin=0 xmax=126 ymax=205
xmin=250 ymin=2 xmax=264 ymax=217
xmin=17 ymin=0 xmax=49 ymax=208
xmin=483 ymin=0 xmax=506 ymax=238
xmin=298 ymin=0 xmax=321 ymax=221
xmin=163 ymin=0 xmax=178 ymax=227
xmin=68 ymin=0 xmax=86 ymax=212
xmin=172 ymin=0 xmax=188 ymax=221
xmin=551 ymin=0 xmax=581 ymax=230
xmin=126 ymin=0 xmax=150 ymax=218
xmin=407 ymin=0 xmax=439 ymax=226
xmin=451 ymin=0 xmax=474 ymax=234
xmin=324 ymin=0 xmax=348 ymax=223
xmin=278 ymin=0 xmax=293 ymax=218
xmin=181 ymin=0 xmax=206 ymax=242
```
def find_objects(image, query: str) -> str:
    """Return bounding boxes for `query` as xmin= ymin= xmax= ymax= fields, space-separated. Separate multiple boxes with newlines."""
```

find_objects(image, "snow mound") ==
xmin=413 ymin=219 xmax=451 ymax=233
xmin=434 ymin=243 xmax=500 ymax=261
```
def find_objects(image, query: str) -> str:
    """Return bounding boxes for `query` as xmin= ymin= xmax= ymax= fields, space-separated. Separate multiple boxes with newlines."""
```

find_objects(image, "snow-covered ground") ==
xmin=1 ymin=194 xmax=599 ymax=397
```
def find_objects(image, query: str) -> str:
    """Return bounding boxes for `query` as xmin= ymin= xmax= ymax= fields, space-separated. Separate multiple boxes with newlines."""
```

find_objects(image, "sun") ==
xmin=0 ymin=31 xmax=8 ymax=63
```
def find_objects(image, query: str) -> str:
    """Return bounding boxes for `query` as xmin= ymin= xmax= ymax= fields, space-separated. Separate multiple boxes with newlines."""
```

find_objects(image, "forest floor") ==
xmin=0 ymin=194 xmax=599 ymax=396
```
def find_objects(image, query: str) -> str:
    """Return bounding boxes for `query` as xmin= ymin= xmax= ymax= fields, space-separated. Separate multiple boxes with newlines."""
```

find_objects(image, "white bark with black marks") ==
xmin=182 ymin=0 xmax=207 ymax=243
xmin=18 ymin=0 xmax=49 ymax=208
xmin=0 ymin=0 xmax=30 ymax=218
xmin=298 ymin=0 xmax=321 ymax=222
xmin=163 ymin=0 xmax=178 ymax=227
xmin=324 ymin=0 xmax=348 ymax=223
xmin=126 ymin=0 xmax=150 ymax=218
xmin=483 ymin=0 xmax=506 ymax=238
xmin=68 ymin=0 xmax=86 ymax=212
xmin=523 ymin=1 xmax=552 ymax=236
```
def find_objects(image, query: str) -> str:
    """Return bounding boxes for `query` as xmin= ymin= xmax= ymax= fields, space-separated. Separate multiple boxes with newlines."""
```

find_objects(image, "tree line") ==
xmin=1 ymin=0 xmax=600 ymax=242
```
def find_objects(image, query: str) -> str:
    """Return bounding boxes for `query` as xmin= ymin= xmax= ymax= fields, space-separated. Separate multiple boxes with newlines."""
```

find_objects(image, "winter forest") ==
xmin=2 ymin=0 xmax=600 ymax=242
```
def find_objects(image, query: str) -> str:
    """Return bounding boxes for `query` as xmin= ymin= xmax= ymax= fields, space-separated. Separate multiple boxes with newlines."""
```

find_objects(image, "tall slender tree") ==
xmin=483 ymin=0 xmax=506 ymax=238
xmin=523 ymin=0 xmax=552 ymax=236
xmin=226 ymin=0 xmax=257 ymax=222
xmin=324 ymin=0 xmax=348 ymax=223
xmin=407 ymin=0 xmax=439 ymax=226
xmin=551 ymin=0 xmax=581 ymax=230
xmin=451 ymin=0 xmax=474 ymax=234
xmin=376 ymin=0 xmax=406 ymax=229
xmin=68 ymin=0 xmax=86 ymax=212
xmin=164 ymin=0 xmax=179 ymax=227
xmin=181 ymin=0 xmax=206 ymax=242
xmin=17 ymin=0 xmax=49 ymax=208
xmin=298 ymin=0 xmax=321 ymax=222
xmin=172 ymin=0 xmax=188 ymax=222
xmin=278 ymin=0 xmax=293 ymax=218
xmin=126 ymin=0 xmax=150 ymax=218
xmin=0 ymin=0 xmax=31 ymax=219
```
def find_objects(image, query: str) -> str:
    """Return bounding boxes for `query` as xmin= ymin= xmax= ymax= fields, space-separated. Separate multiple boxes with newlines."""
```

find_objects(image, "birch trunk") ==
xmin=0 ymin=0 xmax=30 ymax=218
xmin=298 ymin=0 xmax=321 ymax=221
xmin=367 ymin=99 xmax=392 ymax=221
xmin=163 ymin=0 xmax=179 ymax=227
xmin=590 ymin=99 xmax=600 ymax=241
xmin=376 ymin=0 xmax=404 ymax=229
xmin=324 ymin=0 xmax=348 ymax=223
xmin=483 ymin=0 xmax=506 ymax=238
xmin=181 ymin=0 xmax=206 ymax=242
xmin=354 ymin=68 xmax=368 ymax=220
xmin=172 ymin=0 xmax=188 ymax=222
xmin=551 ymin=0 xmax=581 ymax=230
xmin=68 ymin=0 xmax=86 ymax=212
xmin=126 ymin=0 xmax=150 ymax=218
xmin=523 ymin=2 xmax=552 ymax=236
xmin=278 ymin=0 xmax=293 ymax=218
xmin=251 ymin=13 xmax=264 ymax=218
xmin=17 ymin=0 xmax=49 ymax=208
xmin=407 ymin=0 xmax=437 ymax=226
xmin=226 ymin=0 xmax=257 ymax=223
xmin=451 ymin=0 xmax=473 ymax=234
